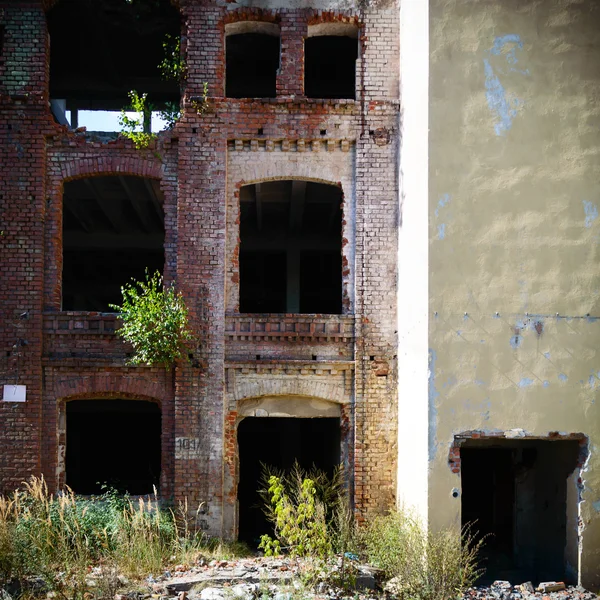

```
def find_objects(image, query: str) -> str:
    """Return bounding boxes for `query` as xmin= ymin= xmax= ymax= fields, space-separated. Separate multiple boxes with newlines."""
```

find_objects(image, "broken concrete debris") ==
xmin=461 ymin=580 xmax=596 ymax=600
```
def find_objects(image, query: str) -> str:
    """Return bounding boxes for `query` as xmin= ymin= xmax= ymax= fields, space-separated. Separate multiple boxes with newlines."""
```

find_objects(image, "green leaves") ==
xmin=109 ymin=270 xmax=192 ymax=367
xmin=159 ymin=34 xmax=186 ymax=82
xmin=119 ymin=90 xmax=157 ymax=149
xmin=258 ymin=475 xmax=332 ymax=559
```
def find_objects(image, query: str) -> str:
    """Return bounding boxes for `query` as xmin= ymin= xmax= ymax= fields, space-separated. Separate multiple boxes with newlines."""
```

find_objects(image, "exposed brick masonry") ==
xmin=0 ymin=0 xmax=399 ymax=535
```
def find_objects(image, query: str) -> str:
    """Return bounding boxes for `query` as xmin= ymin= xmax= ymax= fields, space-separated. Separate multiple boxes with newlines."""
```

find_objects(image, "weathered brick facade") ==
xmin=0 ymin=0 xmax=399 ymax=536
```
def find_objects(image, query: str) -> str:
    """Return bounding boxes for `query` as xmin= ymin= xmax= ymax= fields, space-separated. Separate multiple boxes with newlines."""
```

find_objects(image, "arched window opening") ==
xmin=47 ymin=0 xmax=181 ymax=131
xmin=225 ymin=23 xmax=280 ymax=98
xmin=305 ymin=24 xmax=358 ymax=99
xmin=237 ymin=416 xmax=340 ymax=545
xmin=66 ymin=399 xmax=161 ymax=495
xmin=239 ymin=180 xmax=342 ymax=314
xmin=62 ymin=176 xmax=165 ymax=311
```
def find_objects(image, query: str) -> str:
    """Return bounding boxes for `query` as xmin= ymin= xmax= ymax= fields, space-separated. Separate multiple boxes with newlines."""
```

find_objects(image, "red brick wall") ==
xmin=0 ymin=4 xmax=51 ymax=493
xmin=0 ymin=0 xmax=399 ymax=534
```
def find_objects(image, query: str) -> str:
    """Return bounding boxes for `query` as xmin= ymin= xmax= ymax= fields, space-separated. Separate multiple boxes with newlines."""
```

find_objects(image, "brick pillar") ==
xmin=0 ymin=3 xmax=50 ymax=493
xmin=183 ymin=3 xmax=224 ymax=98
xmin=174 ymin=113 xmax=227 ymax=535
xmin=277 ymin=10 xmax=306 ymax=97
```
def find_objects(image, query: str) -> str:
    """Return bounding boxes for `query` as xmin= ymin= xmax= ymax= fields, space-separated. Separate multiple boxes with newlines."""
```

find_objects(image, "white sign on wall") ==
xmin=3 ymin=385 xmax=27 ymax=402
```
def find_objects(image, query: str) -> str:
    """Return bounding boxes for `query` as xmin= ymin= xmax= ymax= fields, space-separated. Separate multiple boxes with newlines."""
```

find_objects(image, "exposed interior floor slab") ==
xmin=47 ymin=0 xmax=180 ymax=113
xmin=237 ymin=416 xmax=341 ymax=545
xmin=460 ymin=439 xmax=582 ymax=585
xmin=66 ymin=399 xmax=161 ymax=495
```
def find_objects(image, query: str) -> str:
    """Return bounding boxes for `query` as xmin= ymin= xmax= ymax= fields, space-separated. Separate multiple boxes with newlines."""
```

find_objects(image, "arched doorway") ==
xmin=236 ymin=397 xmax=342 ymax=545
xmin=65 ymin=399 xmax=161 ymax=495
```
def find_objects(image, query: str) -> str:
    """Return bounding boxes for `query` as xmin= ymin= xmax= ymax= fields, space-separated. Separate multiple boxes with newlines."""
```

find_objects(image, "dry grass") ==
xmin=0 ymin=477 xmax=249 ymax=599
xmin=363 ymin=509 xmax=485 ymax=600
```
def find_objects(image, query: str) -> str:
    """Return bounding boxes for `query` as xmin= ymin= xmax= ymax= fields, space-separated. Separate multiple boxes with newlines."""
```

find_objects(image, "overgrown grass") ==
xmin=363 ymin=510 xmax=485 ymax=600
xmin=258 ymin=464 xmax=484 ymax=598
xmin=0 ymin=477 xmax=248 ymax=599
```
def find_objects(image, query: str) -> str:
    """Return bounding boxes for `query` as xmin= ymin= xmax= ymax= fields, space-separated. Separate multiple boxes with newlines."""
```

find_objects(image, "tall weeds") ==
xmin=0 ymin=477 xmax=212 ymax=597
xmin=363 ymin=510 xmax=485 ymax=600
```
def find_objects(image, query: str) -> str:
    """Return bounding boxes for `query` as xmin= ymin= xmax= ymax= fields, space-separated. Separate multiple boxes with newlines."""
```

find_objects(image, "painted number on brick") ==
xmin=175 ymin=437 xmax=202 ymax=459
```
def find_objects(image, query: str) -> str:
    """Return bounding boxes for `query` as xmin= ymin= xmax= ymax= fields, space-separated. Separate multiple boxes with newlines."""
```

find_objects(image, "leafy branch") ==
xmin=109 ymin=270 xmax=193 ymax=367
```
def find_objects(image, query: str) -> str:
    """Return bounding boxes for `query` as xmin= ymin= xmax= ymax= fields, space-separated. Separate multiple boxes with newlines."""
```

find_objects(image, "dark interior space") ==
xmin=304 ymin=36 xmax=358 ymax=99
xmin=461 ymin=439 xmax=581 ymax=585
xmin=62 ymin=176 xmax=165 ymax=311
xmin=66 ymin=399 xmax=161 ymax=495
xmin=237 ymin=417 xmax=340 ymax=545
xmin=47 ymin=0 xmax=180 ymax=115
xmin=239 ymin=181 xmax=342 ymax=314
xmin=226 ymin=33 xmax=280 ymax=98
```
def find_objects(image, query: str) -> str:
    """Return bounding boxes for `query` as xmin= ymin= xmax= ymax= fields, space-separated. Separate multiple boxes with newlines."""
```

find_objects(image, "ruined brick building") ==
xmin=2 ymin=0 xmax=600 ymax=590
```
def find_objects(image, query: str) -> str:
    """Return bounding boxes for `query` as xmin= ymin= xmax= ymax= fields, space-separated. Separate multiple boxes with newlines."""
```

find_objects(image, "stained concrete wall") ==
xmin=426 ymin=0 xmax=600 ymax=587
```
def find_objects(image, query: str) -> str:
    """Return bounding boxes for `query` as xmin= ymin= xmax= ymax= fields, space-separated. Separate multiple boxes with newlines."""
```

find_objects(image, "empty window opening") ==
xmin=225 ymin=23 xmax=280 ymax=98
xmin=461 ymin=439 xmax=581 ymax=585
xmin=305 ymin=24 xmax=358 ymax=99
xmin=62 ymin=176 xmax=165 ymax=311
xmin=66 ymin=399 xmax=161 ymax=495
xmin=239 ymin=180 xmax=342 ymax=314
xmin=237 ymin=416 xmax=340 ymax=545
xmin=47 ymin=0 xmax=180 ymax=124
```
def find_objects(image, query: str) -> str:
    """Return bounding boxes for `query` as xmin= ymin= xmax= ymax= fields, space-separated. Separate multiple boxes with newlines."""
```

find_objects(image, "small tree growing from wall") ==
xmin=109 ymin=270 xmax=192 ymax=366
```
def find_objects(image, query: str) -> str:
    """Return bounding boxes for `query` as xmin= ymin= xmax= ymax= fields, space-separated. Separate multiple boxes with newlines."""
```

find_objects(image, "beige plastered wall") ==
xmin=427 ymin=0 xmax=600 ymax=588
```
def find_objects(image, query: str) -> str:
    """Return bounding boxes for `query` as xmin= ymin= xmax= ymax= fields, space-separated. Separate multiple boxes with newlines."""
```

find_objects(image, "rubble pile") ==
xmin=143 ymin=556 xmax=379 ymax=600
xmin=461 ymin=580 xmax=598 ymax=600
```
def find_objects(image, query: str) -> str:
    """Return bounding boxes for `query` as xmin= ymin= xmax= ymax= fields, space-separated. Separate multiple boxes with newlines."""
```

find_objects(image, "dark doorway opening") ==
xmin=461 ymin=439 xmax=581 ymax=585
xmin=304 ymin=36 xmax=358 ymax=99
xmin=66 ymin=399 xmax=161 ymax=495
xmin=226 ymin=33 xmax=280 ymax=98
xmin=237 ymin=417 xmax=341 ymax=546
xmin=62 ymin=176 xmax=165 ymax=311
xmin=47 ymin=0 xmax=180 ymax=124
xmin=239 ymin=181 xmax=342 ymax=314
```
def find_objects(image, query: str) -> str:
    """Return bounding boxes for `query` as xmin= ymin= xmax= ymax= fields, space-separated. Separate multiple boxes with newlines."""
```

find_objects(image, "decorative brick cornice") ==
xmin=228 ymin=138 xmax=354 ymax=153
xmin=225 ymin=314 xmax=355 ymax=343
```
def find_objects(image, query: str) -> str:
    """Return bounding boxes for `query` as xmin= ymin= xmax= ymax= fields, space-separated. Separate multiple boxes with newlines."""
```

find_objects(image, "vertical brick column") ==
xmin=183 ymin=3 xmax=224 ymax=98
xmin=353 ymin=6 xmax=400 ymax=518
xmin=173 ymin=110 xmax=227 ymax=534
xmin=0 ymin=3 xmax=49 ymax=493
xmin=276 ymin=10 xmax=306 ymax=97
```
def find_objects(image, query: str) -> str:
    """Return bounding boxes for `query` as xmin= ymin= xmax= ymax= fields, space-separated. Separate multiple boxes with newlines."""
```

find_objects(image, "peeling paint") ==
xmin=518 ymin=377 xmax=534 ymax=388
xmin=434 ymin=193 xmax=450 ymax=217
xmin=428 ymin=349 xmax=439 ymax=461
xmin=543 ymin=380 xmax=550 ymax=388
xmin=435 ymin=194 xmax=450 ymax=240
xmin=484 ymin=35 xmax=527 ymax=136
xmin=559 ymin=373 xmax=568 ymax=382
xmin=510 ymin=334 xmax=522 ymax=349
xmin=583 ymin=200 xmax=598 ymax=228
xmin=593 ymin=500 xmax=600 ymax=513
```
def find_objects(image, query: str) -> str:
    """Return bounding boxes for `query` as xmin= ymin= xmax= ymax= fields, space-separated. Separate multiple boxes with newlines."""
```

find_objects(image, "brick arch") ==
xmin=59 ymin=156 xmax=163 ymax=184
xmin=307 ymin=12 xmax=362 ymax=28
xmin=54 ymin=374 xmax=170 ymax=406
xmin=232 ymin=378 xmax=348 ymax=405
xmin=222 ymin=8 xmax=280 ymax=26
xmin=237 ymin=176 xmax=342 ymax=190
xmin=44 ymin=0 xmax=182 ymax=13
